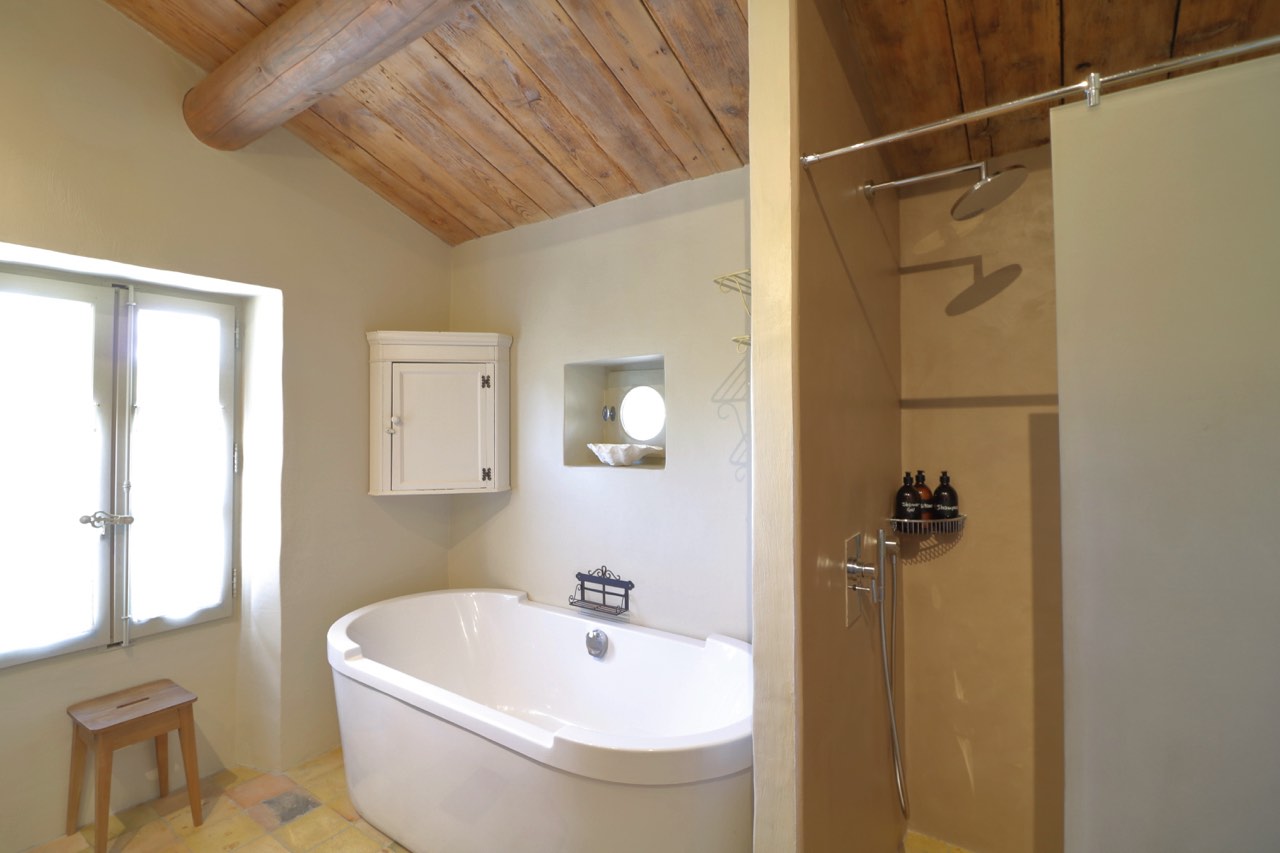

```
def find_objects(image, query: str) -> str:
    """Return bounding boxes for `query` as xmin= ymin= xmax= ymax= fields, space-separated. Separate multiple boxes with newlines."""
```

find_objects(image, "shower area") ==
xmin=751 ymin=2 xmax=1280 ymax=851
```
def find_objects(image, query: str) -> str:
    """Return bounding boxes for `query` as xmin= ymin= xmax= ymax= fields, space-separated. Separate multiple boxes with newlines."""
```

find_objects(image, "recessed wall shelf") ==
xmin=564 ymin=356 xmax=665 ymax=468
xmin=889 ymin=515 xmax=966 ymax=536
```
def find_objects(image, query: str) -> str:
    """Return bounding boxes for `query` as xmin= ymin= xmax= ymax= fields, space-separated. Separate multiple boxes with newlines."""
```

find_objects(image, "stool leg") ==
xmin=66 ymin=726 xmax=86 ymax=836
xmin=155 ymin=733 xmax=169 ymax=798
xmin=177 ymin=705 xmax=202 ymax=826
xmin=92 ymin=740 xmax=112 ymax=853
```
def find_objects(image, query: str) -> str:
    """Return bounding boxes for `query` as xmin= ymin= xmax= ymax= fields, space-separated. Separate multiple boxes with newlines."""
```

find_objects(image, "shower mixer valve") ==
xmin=846 ymin=555 xmax=880 ymax=602
xmin=845 ymin=529 xmax=899 ymax=606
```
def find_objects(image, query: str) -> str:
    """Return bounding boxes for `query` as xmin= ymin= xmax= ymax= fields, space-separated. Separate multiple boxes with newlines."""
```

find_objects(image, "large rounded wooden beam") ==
xmin=184 ymin=0 xmax=473 ymax=151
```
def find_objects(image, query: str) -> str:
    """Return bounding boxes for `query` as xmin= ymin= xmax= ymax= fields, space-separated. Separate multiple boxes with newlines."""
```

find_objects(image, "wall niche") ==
xmin=564 ymin=356 xmax=666 ymax=468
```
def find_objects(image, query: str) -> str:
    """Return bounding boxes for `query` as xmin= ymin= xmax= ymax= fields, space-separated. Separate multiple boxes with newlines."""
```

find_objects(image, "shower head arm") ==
xmin=861 ymin=161 xmax=986 ymax=199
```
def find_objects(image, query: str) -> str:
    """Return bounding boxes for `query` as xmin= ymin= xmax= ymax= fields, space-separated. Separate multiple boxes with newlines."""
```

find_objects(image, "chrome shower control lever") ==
xmin=846 ymin=556 xmax=882 ymax=603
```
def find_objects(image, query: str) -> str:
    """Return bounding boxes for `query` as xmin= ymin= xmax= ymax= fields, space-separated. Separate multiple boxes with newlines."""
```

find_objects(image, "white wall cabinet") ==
xmin=368 ymin=331 xmax=511 ymax=495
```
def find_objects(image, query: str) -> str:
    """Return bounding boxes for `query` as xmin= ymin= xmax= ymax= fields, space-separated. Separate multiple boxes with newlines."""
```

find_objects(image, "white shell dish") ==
xmin=588 ymin=443 xmax=664 ymax=466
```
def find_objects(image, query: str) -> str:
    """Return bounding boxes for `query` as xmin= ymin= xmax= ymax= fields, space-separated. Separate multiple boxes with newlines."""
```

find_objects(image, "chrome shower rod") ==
xmin=800 ymin=33 xmax=1280 ymax=167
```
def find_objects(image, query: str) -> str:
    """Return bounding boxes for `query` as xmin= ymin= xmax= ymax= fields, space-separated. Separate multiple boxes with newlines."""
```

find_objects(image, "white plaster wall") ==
xmin=448 ymin=169 xmax=751 ymax=641
xmin=0 ymin=3 xmax=452 ymax=849
xmin=1053 ymin=54 xmax=1280 ymax=852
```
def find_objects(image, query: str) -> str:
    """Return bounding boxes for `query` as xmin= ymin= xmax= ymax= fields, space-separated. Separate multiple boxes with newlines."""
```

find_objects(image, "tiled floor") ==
xmin=26 ymin=749 xmax=406 ymax=853
xmin=903 ymin=830 xmax=975 ymax=853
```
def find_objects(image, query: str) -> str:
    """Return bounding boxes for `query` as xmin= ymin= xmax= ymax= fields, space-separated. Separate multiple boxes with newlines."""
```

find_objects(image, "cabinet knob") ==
xmin=387 ymin=415 xmax=401 ymax=435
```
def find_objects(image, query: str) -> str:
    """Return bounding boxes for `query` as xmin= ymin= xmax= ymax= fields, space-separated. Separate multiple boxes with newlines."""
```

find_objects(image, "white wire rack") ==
xmin=714 ymin=269 xmax=751 ymax=350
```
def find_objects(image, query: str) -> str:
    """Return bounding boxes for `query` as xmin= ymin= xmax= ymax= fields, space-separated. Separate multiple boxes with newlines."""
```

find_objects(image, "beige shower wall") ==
xmin=897 ymin=146 xmax=1064 ymax=853
xmin=793 ymin=0 xmax=906 ymax=849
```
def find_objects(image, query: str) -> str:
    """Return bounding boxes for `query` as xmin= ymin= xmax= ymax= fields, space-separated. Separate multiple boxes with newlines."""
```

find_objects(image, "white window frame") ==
xmin=0 ymin=265 xmax=240 ymax=669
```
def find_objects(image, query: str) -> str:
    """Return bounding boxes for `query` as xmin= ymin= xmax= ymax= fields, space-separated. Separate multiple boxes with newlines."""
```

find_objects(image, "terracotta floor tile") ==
xmin=79 ymin=815 xmax=126 ymax=848
xmin=226 ymin=774 xmax=296 ymax=809
xmin=25 ymin=834 xmax=90 ymax=853
xmin=351 ymin=819 xmax=392 ymax=846
xmin=165 ymin=793 xmax=241 ymax=836
xmin=307 ymin=827 xmax=381 ymax=853
xmin=206 ymin=768 xmax=241 ymax=791
xmin=234 ymin=837 xmax=291 ymax=853
xmin=148 ymin=789 xmax=193 ymax=818
xmin=298 ymin=768 xmax=346 ymax=804
xmin=106 ymin=820 xmax=181 ymax=853
xmin=283 ymin=749 xmax=342 ymax=786
xmin=227 ymin=766 xmax=263 ymax=785
xmin=326 ymin=793 xmax=359 ymax=823
xmin=114 ymin=803 xmax=161 ymax=832
xmin=269 ymin=805 xmax=347 ymax=852
xmin=183 ymin=812 xmax=266 ymax=853
xmin=36 ymin=751 xmax=401 ymax=853
xmin=245 ymin=789 xmax=320 ymax=832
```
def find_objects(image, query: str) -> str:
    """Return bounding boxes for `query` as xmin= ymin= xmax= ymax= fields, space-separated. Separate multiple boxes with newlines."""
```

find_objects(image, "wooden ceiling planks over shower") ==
xmin=104 ymin=0 xmax=1278 ymax=244
xmin=834 ymin=0 xmax=1280 ymax=177
xmin=105 ymin=0 xmax=747 ymax=245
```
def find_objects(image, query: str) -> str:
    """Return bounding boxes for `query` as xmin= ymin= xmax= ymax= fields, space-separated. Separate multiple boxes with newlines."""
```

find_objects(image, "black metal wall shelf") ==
xmin=568 ymin=566 xmax=634 ymax=617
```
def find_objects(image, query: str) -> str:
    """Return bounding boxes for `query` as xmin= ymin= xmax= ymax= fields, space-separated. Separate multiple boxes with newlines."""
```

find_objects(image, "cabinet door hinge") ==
xmin=234 ymin=321 xmax=241 ymax=350
xmin=482 ymin=468 xmax=492 ymax=481
xmin=481 ymin=375 xmax=491 ymax=389
xmin=233 ymin=442 xmax=241 ymax=474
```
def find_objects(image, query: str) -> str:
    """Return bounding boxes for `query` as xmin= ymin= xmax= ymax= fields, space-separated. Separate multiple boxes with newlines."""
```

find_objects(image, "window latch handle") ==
xmin=79 ymin=511 xmax=134 ymax=529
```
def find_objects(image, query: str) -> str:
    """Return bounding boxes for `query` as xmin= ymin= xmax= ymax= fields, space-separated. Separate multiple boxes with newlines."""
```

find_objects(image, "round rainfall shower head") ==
xmin=951 ymin=164 xmax=1028 ymax=221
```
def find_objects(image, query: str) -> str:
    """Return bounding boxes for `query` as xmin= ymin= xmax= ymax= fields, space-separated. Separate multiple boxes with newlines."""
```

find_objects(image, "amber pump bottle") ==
xmin=933 ymin=471 xmax=960 ymax=519
xmin=894 ymin=472 xmax=920 ymax=520
xmin=914 ymin=470 xmax=934 ymax=519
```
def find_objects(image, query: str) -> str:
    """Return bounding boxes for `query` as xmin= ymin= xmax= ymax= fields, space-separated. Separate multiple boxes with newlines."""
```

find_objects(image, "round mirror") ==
xmin=619 ymin=385 xmax=665 ymax=442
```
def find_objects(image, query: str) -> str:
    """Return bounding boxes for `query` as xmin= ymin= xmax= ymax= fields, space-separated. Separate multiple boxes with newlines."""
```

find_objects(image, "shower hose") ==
xmin=879 ymin=547 xmax=910 ymax=818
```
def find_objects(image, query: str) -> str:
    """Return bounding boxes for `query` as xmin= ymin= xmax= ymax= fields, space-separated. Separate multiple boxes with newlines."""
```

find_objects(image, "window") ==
xmin=0 ymin=267 xmax=238 ymax=669
xmin=619 ymin=385 xmax=666 ymax=442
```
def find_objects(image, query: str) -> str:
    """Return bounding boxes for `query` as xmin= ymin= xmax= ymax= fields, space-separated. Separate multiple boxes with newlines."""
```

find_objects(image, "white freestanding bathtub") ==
xmin=327 ymin=589 xmax=753 ymax=853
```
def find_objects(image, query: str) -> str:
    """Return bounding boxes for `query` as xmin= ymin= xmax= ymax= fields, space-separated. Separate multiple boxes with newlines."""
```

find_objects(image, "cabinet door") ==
xmin=390 ymin=361 xmax=494 ymax=491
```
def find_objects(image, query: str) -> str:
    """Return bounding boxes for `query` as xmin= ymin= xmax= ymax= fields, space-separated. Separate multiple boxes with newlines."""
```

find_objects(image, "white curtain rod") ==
xmin=800 ymin=33 xmax=1280 ymax=167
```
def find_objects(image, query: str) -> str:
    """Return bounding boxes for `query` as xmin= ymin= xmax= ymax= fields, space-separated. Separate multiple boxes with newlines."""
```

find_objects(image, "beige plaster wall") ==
xmin=747 ymin=0 xmax=801 ymax=846
xmin=447 ymin=169 xmax=751 ymax=640
xmin=1053 ymin=54 xmax=1280 ymax=852
xmin=0 ymin=3 xmax=451 ymax=848
xmin=898 ymin=146 xmax=1064 ymax=853
xmin=793 ymin=0 xmax=905 ymax=849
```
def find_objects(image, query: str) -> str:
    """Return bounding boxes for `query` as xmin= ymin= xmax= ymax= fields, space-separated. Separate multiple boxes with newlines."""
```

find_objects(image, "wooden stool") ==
xmin=66 ymin=679 xmax=202 ymax=852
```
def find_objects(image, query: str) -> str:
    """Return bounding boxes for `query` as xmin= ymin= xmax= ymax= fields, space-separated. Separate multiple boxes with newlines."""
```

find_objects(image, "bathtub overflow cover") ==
xmin=585 ymin=629 xmax=608 ymax=658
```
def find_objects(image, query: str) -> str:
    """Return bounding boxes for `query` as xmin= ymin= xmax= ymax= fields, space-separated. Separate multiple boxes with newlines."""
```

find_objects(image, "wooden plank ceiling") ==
xmin=833 ymin=0 xmax=1280 ymax=177
xmin=104 ymin=0 xmax=747 ymax=245
xmin=103 ymin=1 xmax=1279 ymax=244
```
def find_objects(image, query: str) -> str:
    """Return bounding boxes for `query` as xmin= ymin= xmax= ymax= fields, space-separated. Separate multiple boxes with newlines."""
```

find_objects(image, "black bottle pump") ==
xmin=933 ymin=471 xmax=960 ymax=519
xmin=893 ymin=471 xmax=920 ymax=520
xmin=914 ymin=470 xmax=934 ymax=520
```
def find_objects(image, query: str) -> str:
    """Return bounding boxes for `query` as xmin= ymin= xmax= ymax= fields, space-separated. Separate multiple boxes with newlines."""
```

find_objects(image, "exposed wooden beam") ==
xmin=183 ymin=0 xmax=473 ymax=150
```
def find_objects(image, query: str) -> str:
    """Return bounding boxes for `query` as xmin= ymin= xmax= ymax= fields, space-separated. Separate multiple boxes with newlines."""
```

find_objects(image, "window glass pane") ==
xmin=128 ymin=306 xmax=229 ymax=621
xmin=0 ymin=292 xmax=104 ymax=653
xmin=619 ymin=385 xmax=666 ymax=442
